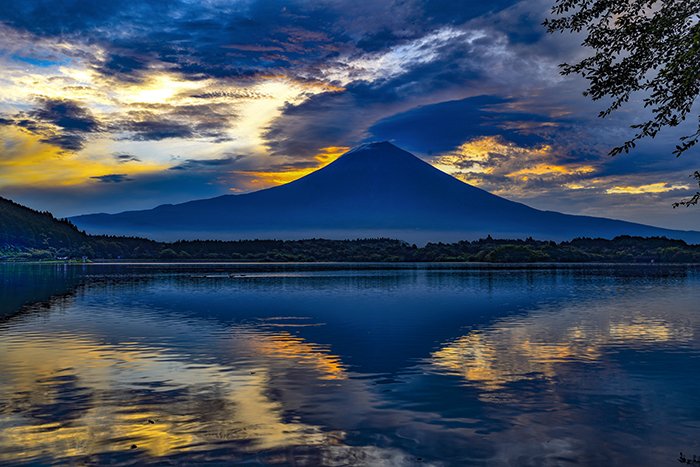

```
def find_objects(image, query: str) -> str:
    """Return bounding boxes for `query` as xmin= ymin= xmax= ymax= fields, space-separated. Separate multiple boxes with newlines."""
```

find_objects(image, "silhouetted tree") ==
xmin=544 ymin=0 xmax=700 ymax=206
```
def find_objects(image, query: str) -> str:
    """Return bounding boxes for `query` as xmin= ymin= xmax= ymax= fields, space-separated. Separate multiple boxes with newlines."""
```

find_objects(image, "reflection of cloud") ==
xmin=246 ymin=331 xmax=346 ymax=380
xmin=431 ymin=293 xmax=695 ymax=393
xmin=0 ymin=324 xmax=348 ymax=462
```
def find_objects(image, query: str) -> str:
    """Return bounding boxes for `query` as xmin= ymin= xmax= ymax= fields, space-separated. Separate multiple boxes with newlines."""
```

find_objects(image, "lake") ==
xmin=1 ymin=263 xmax=699 ymax=466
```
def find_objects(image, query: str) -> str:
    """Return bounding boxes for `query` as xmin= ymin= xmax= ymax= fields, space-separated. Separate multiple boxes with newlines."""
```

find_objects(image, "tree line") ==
xmin=2 ymin=197 xmax=700 ymax=263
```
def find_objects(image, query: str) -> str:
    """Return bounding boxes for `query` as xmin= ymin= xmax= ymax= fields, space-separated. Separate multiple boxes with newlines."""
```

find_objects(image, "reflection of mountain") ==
xmin=2 ymin=267 xmax=700 ymax=465
xmin=72 ymin=142 xmax=700 ymax=243
xmin=0 ymin=296 xmax=434 ymax=465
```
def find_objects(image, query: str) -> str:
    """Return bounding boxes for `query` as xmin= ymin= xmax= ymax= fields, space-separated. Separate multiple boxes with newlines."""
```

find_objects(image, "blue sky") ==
xmin=0 ymin=0 xmax=698 ymax=230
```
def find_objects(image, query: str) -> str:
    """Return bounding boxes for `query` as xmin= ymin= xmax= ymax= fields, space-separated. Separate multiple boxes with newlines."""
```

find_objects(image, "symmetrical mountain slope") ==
xmin=71 ymin=142 xmax=700 ymax=243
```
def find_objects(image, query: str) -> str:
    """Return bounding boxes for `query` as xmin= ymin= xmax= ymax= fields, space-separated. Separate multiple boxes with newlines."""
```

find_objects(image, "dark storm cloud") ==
xmin=0 ymin=0 xmax=139 ymax=35
xmin=190 ymin=90 xmax=271 ymax=100
xmin=93 ymin=53 xmax=152 ymax=83
xmin=263 ymin=89 xmax=364 ymax=158
xmin=116 ymin=104 xmax=236 ymax=142
xmin=0 ymin=0 xmax=182 ymax=82
xmin=119 ymin=117 xmax=195 ymax=141
xmin=1 ymin=0 xmax=532 ymax=155
xmin=3 ymin=0 xmax=345 ymax=81
xmin=260 ymin=0 xmax=696 ymax=178
xmin=169 ymin=155 xmax=246 ymax=171
xmin=0 ymin=0 xmax=521 ymax=83
xmin=261 ymin=3 xmax=558 ymax=158
xmin=419 ymin=0 xmax=518 ymax=26
xmin=263 ymin=51 xmax=487 ymax=158
xmin=29 ymin=98 xmax=99 ymax=133
xmin=114 ymin=154 xmax=141 ymax=163
xmin=91 ymin=174 xmax=132 ymax=183
xmin=0 ymin=98 xmax=100 ymax=151
xmin=38 ymin=133 xmax=87 ymax=152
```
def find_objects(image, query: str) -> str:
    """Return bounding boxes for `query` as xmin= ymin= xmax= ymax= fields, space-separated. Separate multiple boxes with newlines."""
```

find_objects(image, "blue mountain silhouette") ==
xmin=71 ymin=142 xmax=700 ymax=243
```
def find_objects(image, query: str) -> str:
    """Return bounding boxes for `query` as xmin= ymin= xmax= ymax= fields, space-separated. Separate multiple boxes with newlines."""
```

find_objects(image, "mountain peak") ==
xmin=346 ymin=141 xmax=398 ymax=152
xmin=334 ymin=141 xmax=422 ymax=169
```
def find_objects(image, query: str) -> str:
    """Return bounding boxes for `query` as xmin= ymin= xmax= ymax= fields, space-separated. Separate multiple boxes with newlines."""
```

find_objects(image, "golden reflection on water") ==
xmin=0 ymin=327 xmax=345 ymax=462
xmin=247 ymin=331 xmax=346 ymax=380
xmin=431 ymin=302 xmax=695 ymax=392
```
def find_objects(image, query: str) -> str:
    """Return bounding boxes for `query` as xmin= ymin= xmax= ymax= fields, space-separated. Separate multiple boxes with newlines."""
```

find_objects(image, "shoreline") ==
xmin=3 ymin=260 xmax=700 ymax=267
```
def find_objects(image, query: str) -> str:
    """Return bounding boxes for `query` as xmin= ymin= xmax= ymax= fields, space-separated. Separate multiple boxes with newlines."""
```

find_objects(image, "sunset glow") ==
xmin=0 ymin=0 xmax=697 ymax=228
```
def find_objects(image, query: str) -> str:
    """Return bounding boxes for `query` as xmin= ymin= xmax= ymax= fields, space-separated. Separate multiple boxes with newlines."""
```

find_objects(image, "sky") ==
xmin=0 ymin=0 xmax=698 ymax=230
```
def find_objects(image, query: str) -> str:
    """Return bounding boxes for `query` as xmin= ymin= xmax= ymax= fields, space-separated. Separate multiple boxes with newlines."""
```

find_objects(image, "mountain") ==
xmin=71 ymin=142 xmax=700 ymax=243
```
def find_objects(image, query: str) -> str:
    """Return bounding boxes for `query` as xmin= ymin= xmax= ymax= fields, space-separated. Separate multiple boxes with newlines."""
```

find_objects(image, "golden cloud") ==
xmin=0 ymin=127 xmax=164 ymax=187
xmin=605 ymin=182 xmax=690 ymax=195
xmin=507 ymin=163 xmax=596 ymax=178
xmin=430 ymin=136 xmax=598 ymax=196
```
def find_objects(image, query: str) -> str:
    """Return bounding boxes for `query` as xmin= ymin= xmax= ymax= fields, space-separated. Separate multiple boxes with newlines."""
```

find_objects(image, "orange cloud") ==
xmin=235 ymin=146 xmax=349 ymax=188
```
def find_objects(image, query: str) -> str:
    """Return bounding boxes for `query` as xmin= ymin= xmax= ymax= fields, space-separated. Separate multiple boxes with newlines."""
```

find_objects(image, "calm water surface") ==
xmin=0 ymin=263 xmax=699 ymax=466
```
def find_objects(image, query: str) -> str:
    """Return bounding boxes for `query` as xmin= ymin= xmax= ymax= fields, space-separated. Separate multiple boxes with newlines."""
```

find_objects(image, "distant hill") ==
xmin=0 ymin=197 xmax=86 ymax=257
xmin=0 ymin=197 xmax=160 ymax=260
xmin=71 ymin=141 xmax=700 ymax=243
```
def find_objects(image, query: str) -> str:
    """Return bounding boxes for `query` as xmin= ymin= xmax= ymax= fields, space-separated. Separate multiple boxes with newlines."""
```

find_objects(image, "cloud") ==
xmin=0 ymin=0 xmax=698 ymax=231
xmin=261 ymin=1 xmax=573 ymax=160
xmin=28 ymin=98 xmax=99 ymax=132
xmin=368 ymin=95 xmax=555 ymax=154
xmin=605 ymin=183 xmax=691 ymax=195
xmin=0 ymin=0 xmax=518 ymax=88
xmin=0 ymin=97 xmax=100 ymax=151
xmin=169 ymin=155 xmax=246 ymax=171
xmin=114 ymin=154 xmax=141 ymax=163
xmin=430 ymin=135 xmax=597 ymax=198
xmin=90 ymin=173 xmax=132 ymax=183
xmin=0 ymin=126 xmax=163 ymax=188
xmin=190 ymin=90 xmax=271 ymax=100
xmin=115 ymin=103 xmax=236 ymax=142
xmin=319 ymin=27 xmax=477 ymax=85
xmin=118 ymin=116 xmax=194 ymax=141
xmin=92 ymin=52 xmax=151 ymax=84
